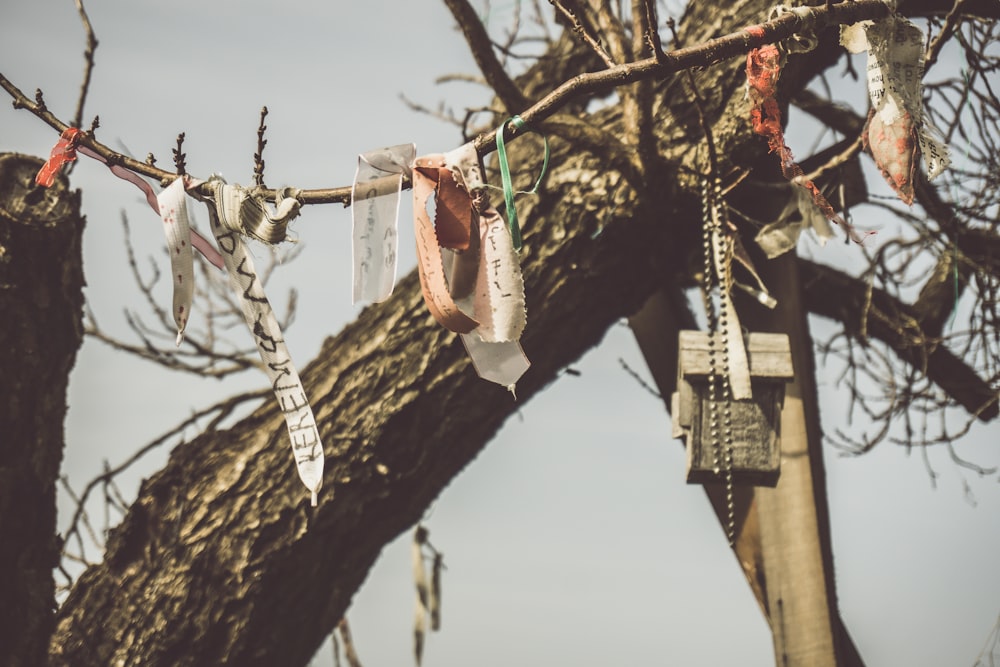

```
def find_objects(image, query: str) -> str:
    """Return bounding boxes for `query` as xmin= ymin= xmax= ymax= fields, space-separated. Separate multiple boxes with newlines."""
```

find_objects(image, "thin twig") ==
xmin=618 ymin=357 xmax=662 ymax=399
xmin=337 ymin=618 xmax=363 ymax=667
xmin=549 ymin=0 xmax=617 ymax=67
xmin=641 ymin=0 xmax=666 ymax=61
xmin=253 ymin=106 xmax=268 ymax=188
xmin=442 ymin=0 xmax=529 ymax=112
xmin=173 ymin=132 xmax=187 ymax=175
xmin=71 ymin=0 xmax=99 ymax=130
xmin=925 ymin=0 xmax=968 ymax=71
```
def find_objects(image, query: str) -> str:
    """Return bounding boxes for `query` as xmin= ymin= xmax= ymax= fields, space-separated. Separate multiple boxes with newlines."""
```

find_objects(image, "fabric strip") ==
xmin=412 ymin=154 xmax=479 ymax=333
xmin=351 ymin=143 xmax=415 ymax=303
xmin=156 ymin=177 xmax=195 ymax=345
xmin=35 ymin=127 xmax=82 ymax=187
xmin=205 ymin=178 xmax=325 ymax=505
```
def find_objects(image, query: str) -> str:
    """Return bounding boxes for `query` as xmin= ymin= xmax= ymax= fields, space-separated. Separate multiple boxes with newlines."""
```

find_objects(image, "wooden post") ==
xmin=630 ymin=258 xmax=866 ymax=665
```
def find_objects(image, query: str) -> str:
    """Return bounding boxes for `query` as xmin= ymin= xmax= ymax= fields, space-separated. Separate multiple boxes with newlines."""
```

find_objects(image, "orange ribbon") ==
xmin=35 ymin=127 xmax=83 ymax=187
xmin=412 ymin=155 xmax=479 ymax=333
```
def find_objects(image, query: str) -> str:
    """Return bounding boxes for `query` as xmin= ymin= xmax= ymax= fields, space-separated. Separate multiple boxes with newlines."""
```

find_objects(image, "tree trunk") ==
xmin=47 ymin=3 xmax=861 ymax=664
xmin=0 ymin=154 xmax=85 ymax=667
xmin=35 ymin=0 xmax=994 ymax=665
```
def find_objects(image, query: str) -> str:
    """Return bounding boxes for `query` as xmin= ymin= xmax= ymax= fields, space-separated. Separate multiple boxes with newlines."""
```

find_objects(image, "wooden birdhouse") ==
xmin=671 ymin=330 xmax=794 ymax=487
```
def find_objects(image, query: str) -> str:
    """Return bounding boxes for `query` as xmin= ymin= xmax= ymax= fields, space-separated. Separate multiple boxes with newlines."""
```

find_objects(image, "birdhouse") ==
xmin=671 ymin=330 xmax=794 ymax=487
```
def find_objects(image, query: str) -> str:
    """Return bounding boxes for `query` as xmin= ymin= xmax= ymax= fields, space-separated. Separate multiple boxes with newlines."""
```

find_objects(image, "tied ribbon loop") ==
xmin=494 ymin=116 xmax=550 ymax=252
xmin=413 ymin=146 xmax=531 ymax=392
xmin=35 ymin=127 xmax=83 ymax=187
xmin=205 ymin=178 xmax=325 ymax=505
xmin=412 ymin=153 xmax=480 ymax=334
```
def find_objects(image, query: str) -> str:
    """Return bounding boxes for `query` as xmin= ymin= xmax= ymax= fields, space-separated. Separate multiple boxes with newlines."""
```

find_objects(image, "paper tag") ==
xmin=206 ymin=179 xmax=325 ymax=505
xmin=352 ymin=144 xmax=415 ymax=303
xmin=157 ymin=177 xmax=195 ymax=345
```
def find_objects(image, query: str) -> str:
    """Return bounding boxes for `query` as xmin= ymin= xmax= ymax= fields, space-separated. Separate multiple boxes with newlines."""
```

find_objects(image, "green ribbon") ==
xmin=495 ymin=115 xmax=550 ymax=251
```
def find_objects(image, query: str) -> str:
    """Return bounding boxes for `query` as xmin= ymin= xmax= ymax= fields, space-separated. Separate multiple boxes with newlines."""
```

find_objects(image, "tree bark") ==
xmin=0 ymin=154 xmax=85 ymax=667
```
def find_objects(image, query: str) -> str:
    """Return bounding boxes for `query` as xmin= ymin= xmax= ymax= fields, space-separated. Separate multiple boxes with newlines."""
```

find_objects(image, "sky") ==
xmin=1 ymin=1 xmax=998 ymax=666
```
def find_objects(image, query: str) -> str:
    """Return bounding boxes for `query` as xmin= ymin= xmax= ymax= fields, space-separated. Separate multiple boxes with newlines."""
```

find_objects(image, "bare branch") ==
xmin=801 ymin=258 xmax=999 ymax=420
xmin=925 ymin=0 xmax=969 ymax=71
xmin=442 ymin=0 xmax=530 ymax=112
xmin=1 ymin=0 xmax=903 ymax=207
xmin=253 ymin=106 xmax=268 ymax=188
xmin=82 ymin=211 xmax=303 ymax=378
xmin=549 ymin=0 xmax=617 ymax=67
xmin=71 ymin=0 xmax=98 ymax=133
xmin=60 ymin=389 xmax=268 ymax=571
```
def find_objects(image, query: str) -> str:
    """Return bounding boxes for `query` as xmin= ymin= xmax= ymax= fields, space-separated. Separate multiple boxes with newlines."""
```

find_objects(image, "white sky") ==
xmin=1 ymin=1 xmax=998 ymax=666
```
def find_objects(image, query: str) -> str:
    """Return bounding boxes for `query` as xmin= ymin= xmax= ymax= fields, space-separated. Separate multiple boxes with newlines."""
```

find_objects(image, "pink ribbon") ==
xmin=75 ymin=144 xmax=224 ymax=268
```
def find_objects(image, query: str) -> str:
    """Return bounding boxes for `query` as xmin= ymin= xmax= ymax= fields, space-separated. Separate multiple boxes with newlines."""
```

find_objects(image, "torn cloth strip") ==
xmin=412 ymin=154 xmax=480 ymax=334
xmin=469 ymin=206 xmax=527 ymax=343
xmin=414 ymin=146 xmax=530 ymax=391
xmin=440 ymin=143 xmax=527 ymax=345
xmin=444 ymin=205 xmax=530 ymax=392
xmin=157 ymin=177 xmax=195 ymax=345
xmin=746 ymin=44 xmax=870 ymax=244
xmin=35 ymin=127 xmax=82 ymax=187
xmin=351 ymin=143 xmax=415 ymax=304
xmin=841 ymin=17 xmax=950 ymax=205
xmin=754 ymin=186 xmax=834 ymax=259
xmin=204 ymin=178 xmax=324 ymax=505
xmin=707 ymin=202 xmax=752 ymax=401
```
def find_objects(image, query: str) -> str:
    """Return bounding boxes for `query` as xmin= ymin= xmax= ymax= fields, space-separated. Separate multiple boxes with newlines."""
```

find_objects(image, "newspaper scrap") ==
xmin=841 ymin=16 xmax=950 ymax=205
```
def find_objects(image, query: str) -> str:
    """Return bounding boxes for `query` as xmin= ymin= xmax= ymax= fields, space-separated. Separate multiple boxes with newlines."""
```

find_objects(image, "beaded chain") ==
xmin=700 ymin=174 xmax=737 ymax=546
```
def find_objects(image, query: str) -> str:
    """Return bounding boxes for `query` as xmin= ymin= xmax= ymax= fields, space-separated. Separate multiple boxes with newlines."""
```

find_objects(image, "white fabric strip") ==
xmin=444 ymin=142 xmax=485 ymax=192
xmin=205 ymin=178 xmax=325 ymax=505
xmin=712 ymin=223 xmax=752 ymax=401
xmin=157 ymin=177 xmax=195 ymax=345
xmin=459 ymin=334 xmax=530 ymax=396
xmin=352 ymin=144 xmax=416 ymax=303
xmin=472 ymin=207 xmax=527 ymax=343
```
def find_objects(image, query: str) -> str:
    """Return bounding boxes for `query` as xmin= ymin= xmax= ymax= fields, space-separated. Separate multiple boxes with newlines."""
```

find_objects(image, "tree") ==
xmin=1 ymin=1 xmax=998 ymax=665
